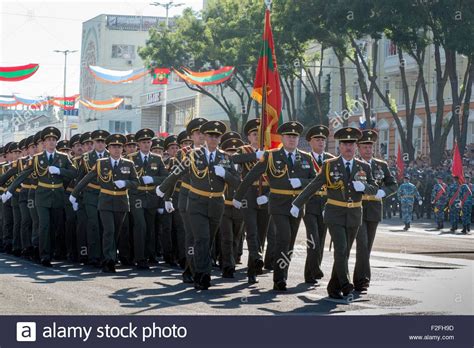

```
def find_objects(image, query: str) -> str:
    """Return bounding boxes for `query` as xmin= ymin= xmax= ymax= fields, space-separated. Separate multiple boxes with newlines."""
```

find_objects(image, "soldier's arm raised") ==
xmin=0 ymin=165 xmax=18 ymax=187
xmin=233 ymin=153 xmax=268 ymax=201
xmin=232 ymin=148 xmax=259 ymax=164
xmin=5 ymin=167 xmax=34 ymax=194
xmin=292 ymin=163 xmax=326 ymax=209
xmin=59 ymin=155 xmax=77 ymax=179
xmin=71 ymin=169 xmax=97 ymax=197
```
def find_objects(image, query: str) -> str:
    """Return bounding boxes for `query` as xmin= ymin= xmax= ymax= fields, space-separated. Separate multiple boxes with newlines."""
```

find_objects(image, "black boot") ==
xmin=403 ymin=223 xmax=409 ymax=231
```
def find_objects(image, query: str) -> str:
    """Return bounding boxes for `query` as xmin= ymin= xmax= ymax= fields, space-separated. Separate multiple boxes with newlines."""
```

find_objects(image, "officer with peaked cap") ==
xmin=233 ymin=121 xmax=317 ymax=291
xmin=70 ymin=134 xmax=139 ymax=273
xmin=292 ymin=126 xmax=378 ymax=299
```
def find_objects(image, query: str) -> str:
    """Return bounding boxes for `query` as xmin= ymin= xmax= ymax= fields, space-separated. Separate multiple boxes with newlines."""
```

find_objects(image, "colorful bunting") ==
xmin=88 ymin=65 xmax=148 ymax=84
xmin=0 ymin=63 xmax=39 ymax=82
xmin=79 ymin=97 xmax=124 ymax=111
xmin=0 ymin=96 xmax=19 ymax=107
xmin=50 ymin=94 xmax=80 ymax=110
xmin=13 ymin=93 xmax=49 ymax=106
xmin=152 ymin=68 xmax=171 ymax=85
xmin=174 ymin=66 xmax=235 ymax=86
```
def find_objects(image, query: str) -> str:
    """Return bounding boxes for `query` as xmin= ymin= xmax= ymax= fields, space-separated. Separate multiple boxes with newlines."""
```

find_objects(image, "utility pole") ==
xmin=54 ymin=49 xmax=77 ymax=139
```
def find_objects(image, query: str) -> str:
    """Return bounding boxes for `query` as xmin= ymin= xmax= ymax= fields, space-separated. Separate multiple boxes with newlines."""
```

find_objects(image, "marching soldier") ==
xmin=128 ymin=128 xmax=168 ymax=269
xmin=0 ymin=146 xmax=5 ymax=251
xmin=231 ymin=118 xmax=274 ymax=284
xmin=459 ymin=174 xmax=472 ymax=234
xmin=220 ymin=138 xmax=245 ymax=278
xmin=397 ymin=174 xmax=422 ymax=231
xmin=124 ymin=134 xmax=138 ymax=155
xmin=70 ymin=134 xmax=139 ymax=273
xmin=447 ymin=175 xmax=463 ymax=232
xmin=77 ymin=130 xmax=110 ymax=266
xmin=233 ymin=121 xmax=317 ymax=291
xmin=3 ymin=127 xmax=76 ymax=266
xmin=157 ymin=120 xmax=240 ymax=290
xmin=431 ymin=173 xmax=448 ymax=230
xmin=291 ymin=127 xmax=378 ymax=299
xmin=302 ymin=124 xmax=335 ymax=284
xmin=353 ymin=130 xmax=397 ymax=292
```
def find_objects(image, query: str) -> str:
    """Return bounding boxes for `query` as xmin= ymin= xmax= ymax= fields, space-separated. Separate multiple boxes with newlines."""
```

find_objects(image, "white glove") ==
xmin=375 ymin=189 xmax=386 ymax=199
xmin=156 ymin=186 xmax=165 ymax=197
xmin=290 ymin=205 xmax=300 ymax=218
xmin=352 ymin=181 xmax=365 ymax=192
xmin=48 ymin=166 xmax=60 ymax=175
xmin=418 ymin=200 xmax=423 ymax=206
xmin=232 ymin=199 xmax=242 ymax=209
xmin=114 ymin=180 xmax=126 ymax=189
xmin=72 ymin=202 xmax=79 ymax=211
xmin=142 ymin=175 xmax=153 ymax=185
xmin=255 ymin=150 xmax=264 ymax=160
xmin=165 ymin=201 xmax=174 ymax=213
xmin=289 ymin=178 xmax=302 ymax=189
xmin=2 ymin=191 xmax=12 ymax=203
xmin=69 ymin=195 xmax=77 ymax=205
xmin=256 ymin=195 xmax=268 ymax=205
xmin=157 ymin=208 xmax=164 ymax=214
xmin=214 ymin=165 xmax=225 ymax=178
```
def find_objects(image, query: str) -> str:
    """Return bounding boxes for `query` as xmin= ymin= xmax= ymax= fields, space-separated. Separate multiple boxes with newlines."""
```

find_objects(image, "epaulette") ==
xmin=325 ymin=157 xmax=339 ymax=163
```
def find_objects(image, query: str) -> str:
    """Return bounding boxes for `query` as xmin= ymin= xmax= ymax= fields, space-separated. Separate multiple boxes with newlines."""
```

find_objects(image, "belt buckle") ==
xmin=347 ymin=198 xmax=354 ymax=208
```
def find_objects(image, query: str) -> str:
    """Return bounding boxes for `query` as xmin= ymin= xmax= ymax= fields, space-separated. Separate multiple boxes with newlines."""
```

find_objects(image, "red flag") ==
xmin=396 ymin=143 xmax=404 ymax=181
xmin=451 ymin=142 xmax=465 ymax=184
xmin=152 ymin=68 xmax=171 ymax=85
xmin=251 ymin=8 xmax=282 ymax=150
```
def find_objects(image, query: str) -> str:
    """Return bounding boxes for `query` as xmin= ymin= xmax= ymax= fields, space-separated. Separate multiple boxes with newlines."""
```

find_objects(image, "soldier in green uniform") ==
xmin=353 ymin=130 xmax=397 ymax=292
xmin=292 ymin=127 xmax=378 ymax=299
xmin=233 ymin=121 xmax=317 ymax=291
xmin=0 ymin=146 xmax=5 ymax=252
xmin=157 ymin=120 xmax=240 ymax=290
xmin=4 ymin=127 xmax=77 ymax=266
xmin=70 ymin=134 xmax=139 ymax=273
xmin=302 ymin=124 xmax=335 ymax=284
xmin=232 ymin=118 xmax=273 ymax=284
xmin=159 ymin=118 xmax=207 ymax=284
xmin=76 ymin=130 xmax=110 ymax=266
xmin=128 ymin=128 xmax=168 ymax=269
xmin=220 ymin=137 xmax=245 ymax=278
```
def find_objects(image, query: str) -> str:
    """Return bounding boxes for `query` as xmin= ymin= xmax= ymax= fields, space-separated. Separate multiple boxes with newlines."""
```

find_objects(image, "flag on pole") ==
xmin=251 ymin=5 xmax=282 ymax=150
xmin=152 ymin=68 xmax=171 ymax=85
xmin=451 ymin=142 xmax=465 ymax=184
xmin=396 ymin=143 xmax=404 ymax=181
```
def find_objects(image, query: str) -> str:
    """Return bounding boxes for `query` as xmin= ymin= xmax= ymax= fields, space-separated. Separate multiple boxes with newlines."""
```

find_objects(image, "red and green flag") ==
xmin=174 ymin=66 xmax=234 ymax=86
xmin=0 ymin=63 xmax=39 ymax=82
xmin=152 ymin=68 xmax=171 ymax=85
xmin=252 ymin=8 xmax=282 ymax=150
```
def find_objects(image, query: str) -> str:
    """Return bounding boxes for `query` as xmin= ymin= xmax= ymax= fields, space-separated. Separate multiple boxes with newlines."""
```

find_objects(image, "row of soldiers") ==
xmin=1 ymin=119 xmax=399 ymax=299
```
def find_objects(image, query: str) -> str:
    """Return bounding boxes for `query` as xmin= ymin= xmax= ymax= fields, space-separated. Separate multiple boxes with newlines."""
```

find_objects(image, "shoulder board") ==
xmin=372 ymin=158 xmax=388 ymax=165
xmin=298 ymin=149 xmax=310 ymax=157
xmin=56 ymin=150 xmax=68 ymax=157
xmin=120 ymin=158 xmax=134 ymax=165
xmin=325 ymin=157 xmax=339 ymax=163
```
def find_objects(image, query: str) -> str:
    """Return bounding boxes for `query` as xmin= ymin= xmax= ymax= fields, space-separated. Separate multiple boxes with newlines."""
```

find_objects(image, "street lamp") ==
xmin=54 ymin=49 xmax=77 ymax=139
xmin=150 ymin=1 xmax=184 ymax=133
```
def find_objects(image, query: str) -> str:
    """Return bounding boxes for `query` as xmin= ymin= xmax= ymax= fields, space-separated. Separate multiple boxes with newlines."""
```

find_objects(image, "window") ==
xmin=385 ymin=40 xmax=397 ymax=57
xmin=114 ymin=96 xmax=133 ymax=110
xmin=384 ymin=82 xmax=390 ymax=97
xmin=111 ymin=44 xmax=136 ymax=59
xmin=109 ymin=120 xmax=132 ymax=133
xmin=353 ymin=85 xmax=359 ymax=100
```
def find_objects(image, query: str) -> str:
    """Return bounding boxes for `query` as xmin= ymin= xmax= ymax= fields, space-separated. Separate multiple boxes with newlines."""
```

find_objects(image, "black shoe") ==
xmin=354 ymin=282 xmax=369 ymax=292
xmin=342 ymin=283 xmax=354 ymax=296
xmin=194 ymin=273 xmax=210 ymax=290
xmin=222 ymin=267 xmax=235 ymax=278
xmin=4 ymin=244 xmax=13 ymax=254
xmin=102 ymin=260 xmax=116 ymax=273
xmin=119 ymin=257 xmax=134 ymax=266
xmin=12 ymin=249 xmax=22 ymax=257
xmin=202 ymin=274 xmax=211 ymax=288
xmin=407 ymin=223 xmax=411 ymax=229
xmin=305 ymin=278 xmax=318 ymax=285
xmin=248 ymin=275 xmax=259 ymax=284
xmin=255 ymin=259 xmax=264 ymax=275
xmin=403 ymin=223 xmax=409 ymax=231
xmin=178 ymin=258 xmax=186 ymax=269
xmin=450 ymin=226 xmax=457 ymax=232
xmin=41 ymin=259 xmax=52 ymax=267
xmin=78 ymin=256 xmax=88 ymax=265
xmin=32 ymin=247 xmax=40 ymax=263
xmin=273 ymin=281 xmax=287 ymax=291
xmin=182 ymin=271 xmax=194 ymax=284
xmin=148 ymin=257 xmax=159 ymax=264
xmin=328 ymin=291 xmax=344 ymax=299
xmin=136 ymin=260 xmax=150 ymax=270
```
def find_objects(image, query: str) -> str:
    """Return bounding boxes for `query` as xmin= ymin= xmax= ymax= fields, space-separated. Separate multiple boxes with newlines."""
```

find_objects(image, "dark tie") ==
xmin=114 ymin=160 xmax=118 ymax=169
xmin=209 ymin=152 xmax=214 ymax=165
xmin=345 ymin=161 xmax=351 ymax=180
xmin=98 ymin=153 xmax=102 ymax=159
xmin=317 ymin=155 xmax=323 ymax=168
xmin=48 ymin=154 xmax=53 ymax=165
xmin=288 ymin=152 xmax=293 ymax=169
xmin=144 ymin=155 xmax=148 ymax=167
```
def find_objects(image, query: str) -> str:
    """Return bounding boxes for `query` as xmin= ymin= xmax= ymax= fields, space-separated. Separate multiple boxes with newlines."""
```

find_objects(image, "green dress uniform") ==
xmin=234 ymin=121 xmax=317 ymax=291
xmin=0 ymin=146 xmax=5 ymax=251
xmin=128 ymin=128 xmax=168 ymax=268
xmin=1 ymin=143 xmax=17 ymax=253
xmin=159 ymin=121 xmax=240 ymax=290
xmin=76 ymin=130 xmax=110 ymax=265
xmin=353 ymin=130 xmax=397 ymax=291
xmin=71 ymin=134 xmax=139 ymax=272
xmin=232 ymin=118 xmax=275 ymax=283
xmin=6 ymin=127 xmax=77 ymax=265
xmin=292 ymin=127 xmax=378 ymax=299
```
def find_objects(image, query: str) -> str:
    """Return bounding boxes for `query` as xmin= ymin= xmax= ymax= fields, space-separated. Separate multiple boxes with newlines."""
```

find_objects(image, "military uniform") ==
xmin=459 ymin=175 xmax=472 ymax=234
xmin=397 ymin=175 xmax=422 ymax=230
xmin=302 ymin=125 xmax=335 ymax=284
xmin=71 ymin=134 xmax=139 ymax=273
xmin=353 ymin=130 xmax=397 ymax=291
xmin=234 ymin=121 xmax=317 ymax=291
xmin=5 ymin=127 xmax=77 ymax=266
xmin=447 ymin=177 xmax=463 ymax=232
xmin=76 ymin=130 xmax=110 ymax=265
xmin=232 ymin=118 xmax=275 ymax=283
xmin=292 ymin=127 xmax=378 ymax=299
xmin=431 ymin=175 xmax=448 ymax=229
xmin=159 ymin=120 xmax=240 ymax=290
xmin=128 ymin=129 xmax=168 ymax=268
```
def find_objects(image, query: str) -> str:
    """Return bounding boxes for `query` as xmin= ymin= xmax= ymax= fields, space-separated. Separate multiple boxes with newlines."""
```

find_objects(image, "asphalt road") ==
xmin=0 ymin=218 xmax=472 ymax=315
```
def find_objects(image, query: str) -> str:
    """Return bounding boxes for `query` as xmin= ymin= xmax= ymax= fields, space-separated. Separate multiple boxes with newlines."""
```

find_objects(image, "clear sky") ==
xmin=0 ymin=0 xmax=203 ymax=98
